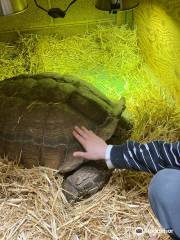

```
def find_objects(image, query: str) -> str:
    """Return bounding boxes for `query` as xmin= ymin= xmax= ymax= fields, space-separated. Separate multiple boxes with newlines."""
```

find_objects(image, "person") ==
xmin=72 ymin=126 xmax=180 ymax=240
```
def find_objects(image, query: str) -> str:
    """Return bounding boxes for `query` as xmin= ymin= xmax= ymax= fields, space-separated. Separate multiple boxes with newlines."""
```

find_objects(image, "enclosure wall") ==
xmin=135 ymin=0 xmax=180 ymax=104
xmin=0 ymin=0 xmax=116 ymax=41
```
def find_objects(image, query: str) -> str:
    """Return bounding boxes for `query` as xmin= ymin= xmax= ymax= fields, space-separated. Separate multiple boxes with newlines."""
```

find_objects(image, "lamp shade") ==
xmin=0 ymin=0 xmax=28 ymax=16
xmin=95 ymin=0 xmax=139 ymax=11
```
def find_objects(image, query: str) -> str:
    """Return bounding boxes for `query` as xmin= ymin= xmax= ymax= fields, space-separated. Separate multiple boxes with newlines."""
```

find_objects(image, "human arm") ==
xmin=73 ymin=126 xmax=180 ymax=174
xmin=106 ymin=140 xmax=180 ymax=173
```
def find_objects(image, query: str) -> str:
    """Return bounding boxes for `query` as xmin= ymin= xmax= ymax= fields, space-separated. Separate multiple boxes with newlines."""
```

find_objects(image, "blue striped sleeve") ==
xmin=106 ymin=140 xmax=180 ymax=173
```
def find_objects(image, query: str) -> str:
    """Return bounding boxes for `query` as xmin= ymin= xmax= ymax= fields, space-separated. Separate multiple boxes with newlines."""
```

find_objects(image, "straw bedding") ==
xmin=0 ymin=161 xmax=171 ymax=240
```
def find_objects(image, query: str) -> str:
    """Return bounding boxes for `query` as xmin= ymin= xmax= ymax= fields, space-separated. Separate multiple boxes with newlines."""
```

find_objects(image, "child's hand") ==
xmin=72 ymin=126 xmax=107 ymax=160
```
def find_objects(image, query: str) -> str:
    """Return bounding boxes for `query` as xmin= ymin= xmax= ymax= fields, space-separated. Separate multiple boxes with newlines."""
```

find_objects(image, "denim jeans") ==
xmin=148 ymin=169 xmax=180 ymax=239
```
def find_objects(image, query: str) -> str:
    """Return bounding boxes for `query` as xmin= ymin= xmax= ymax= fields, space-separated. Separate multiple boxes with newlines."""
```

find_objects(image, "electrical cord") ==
xmin=34 ymin=0 xmax=48 ymax=13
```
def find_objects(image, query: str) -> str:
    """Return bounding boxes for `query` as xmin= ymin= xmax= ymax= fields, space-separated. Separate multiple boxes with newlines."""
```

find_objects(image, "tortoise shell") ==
xmin=0 ymin=73 xmax=125 ymax=172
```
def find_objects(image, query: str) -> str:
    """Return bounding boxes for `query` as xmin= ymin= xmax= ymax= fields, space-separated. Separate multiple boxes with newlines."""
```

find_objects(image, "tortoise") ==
xmin=0 ymin=73 xmax=132 ymax=202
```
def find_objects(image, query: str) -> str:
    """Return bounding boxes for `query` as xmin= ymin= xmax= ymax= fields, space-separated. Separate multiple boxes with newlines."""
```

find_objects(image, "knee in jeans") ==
xmin=148 ymin=169 xmax=174 ymax=201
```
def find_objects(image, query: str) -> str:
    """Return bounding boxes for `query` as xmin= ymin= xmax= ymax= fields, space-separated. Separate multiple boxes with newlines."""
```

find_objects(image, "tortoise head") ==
xmin=96 ymin=97 xmax=127 ymax=140
xmin=107 ymin=113 xmax=133 ymax=145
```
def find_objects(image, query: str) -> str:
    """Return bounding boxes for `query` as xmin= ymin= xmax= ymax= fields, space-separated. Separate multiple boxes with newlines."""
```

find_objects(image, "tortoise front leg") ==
xmin=62 ymin=161 xmax=112 ymax=202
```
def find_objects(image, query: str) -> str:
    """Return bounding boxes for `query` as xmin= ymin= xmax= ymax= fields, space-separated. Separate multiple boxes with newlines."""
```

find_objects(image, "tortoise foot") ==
xmin=62 ymin=163 xmax=112 ymax=202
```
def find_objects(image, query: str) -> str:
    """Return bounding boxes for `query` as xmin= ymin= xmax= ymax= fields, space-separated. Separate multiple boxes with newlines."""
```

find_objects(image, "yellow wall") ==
xmin=0 ymin=0 xmax=116 ymax=41
xmin=135 ymin=0 xmax=180 ymax=104
xmin=0 ymin=0 xmax=134 ymax=41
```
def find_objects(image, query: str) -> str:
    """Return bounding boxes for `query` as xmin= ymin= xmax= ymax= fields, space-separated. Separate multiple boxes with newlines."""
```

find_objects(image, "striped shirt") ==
xmin=105 ymin=141 xmax=180 ymax=174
